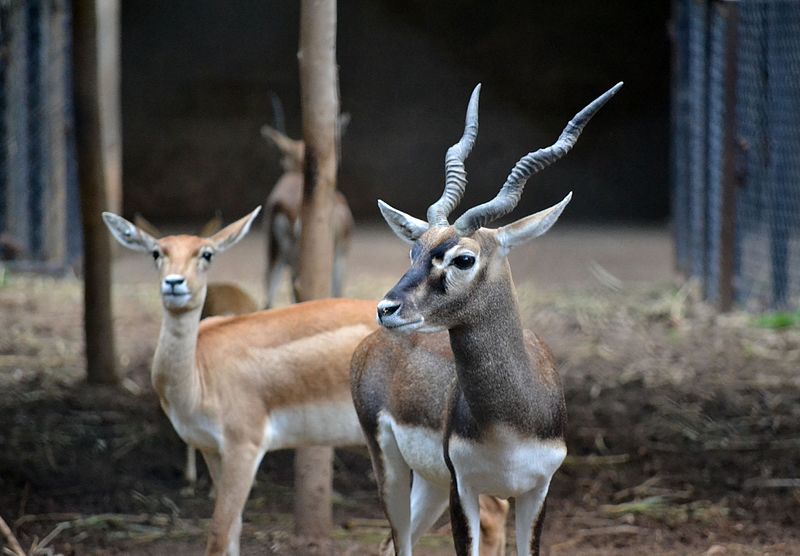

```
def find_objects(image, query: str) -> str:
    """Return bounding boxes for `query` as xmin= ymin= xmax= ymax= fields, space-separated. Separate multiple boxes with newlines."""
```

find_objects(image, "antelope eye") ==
xmin=451 ymin=254 xmax=475 ymax=270
xmin=201 ymin=251 xmax=213 ymax=262
xmin=151 ymin=250 xmax=160 ymax=261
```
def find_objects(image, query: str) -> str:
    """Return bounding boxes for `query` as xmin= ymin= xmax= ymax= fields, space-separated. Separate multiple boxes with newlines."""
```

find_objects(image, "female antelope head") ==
xmin=102 ymin=208 xmax=261 ymax=312
xmin=376 ymin=83 xmax=622 ymax=332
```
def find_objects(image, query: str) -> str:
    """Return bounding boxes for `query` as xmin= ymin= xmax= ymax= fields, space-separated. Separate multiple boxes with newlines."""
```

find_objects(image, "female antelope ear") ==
xmin=495 ymin=192 xmax=572 ymax=254
xmin=102 ymin=212 xmax=158 ymax=252
xmin=377 ymin=200 xmax=429 ymax=245
xmin=209 ymin=206 xmax=262 ymax=252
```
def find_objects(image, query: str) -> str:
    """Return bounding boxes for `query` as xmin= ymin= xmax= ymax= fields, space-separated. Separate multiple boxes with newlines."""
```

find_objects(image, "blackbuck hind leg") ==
xmin=409 ymin=474 xmax=449 ymax=545
xmin=514 ymin=480 xmax=551 ymax=556
xmin=450 ymin=478 xmax=482 ymax=556
xmin=205 ymin=445 xmax=262 ymax=556
xmin=380 ymin=474 xmax=448 ymax=555
xmin=375 ymin=429 xmax=413 ymax=556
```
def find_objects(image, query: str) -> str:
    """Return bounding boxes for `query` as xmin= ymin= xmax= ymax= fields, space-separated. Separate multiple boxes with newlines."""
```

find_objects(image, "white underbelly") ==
xmin=378 ymin=413 xmax=451 ymax=487
xmin=448 ymin=428 xmax=566 ymax=499
xmin=265 ymin=400 xmax=365 ymax=451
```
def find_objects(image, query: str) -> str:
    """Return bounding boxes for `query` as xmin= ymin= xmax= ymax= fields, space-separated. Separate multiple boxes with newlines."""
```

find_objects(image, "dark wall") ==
xmin=122 ymin=1 xmax=671 ymax=224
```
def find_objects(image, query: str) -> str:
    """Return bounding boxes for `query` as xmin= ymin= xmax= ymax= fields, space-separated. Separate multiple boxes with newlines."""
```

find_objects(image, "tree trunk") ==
xmin=293 ymin=0 xmax=338 ymax=541
xmin=73 ymin=0 xmax=119 ymax=384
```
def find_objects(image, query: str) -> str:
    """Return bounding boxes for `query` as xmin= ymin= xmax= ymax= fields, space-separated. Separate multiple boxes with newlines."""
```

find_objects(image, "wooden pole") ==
xmin=293 ymin=0 xmax=338 ymax=541
xmin=73 ymin=0 xmax=119 ymax=384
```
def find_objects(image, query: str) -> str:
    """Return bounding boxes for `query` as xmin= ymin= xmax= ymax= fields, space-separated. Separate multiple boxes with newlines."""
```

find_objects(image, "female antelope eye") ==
xmin=451 ymin=254 xmax=475 ymax=270
xmin=151 ymin=250 xmax=160 ymax=261
xmin=201 ymin=251 xmax=213 ymax=262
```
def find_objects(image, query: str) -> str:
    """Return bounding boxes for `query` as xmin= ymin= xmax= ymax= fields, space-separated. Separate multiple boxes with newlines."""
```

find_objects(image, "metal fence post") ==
xmin=718 ymin=0 xmax=739 ymax=311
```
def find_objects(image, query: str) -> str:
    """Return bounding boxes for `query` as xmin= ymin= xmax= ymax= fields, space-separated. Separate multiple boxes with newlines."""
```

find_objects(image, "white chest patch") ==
xmin=164 ymin=402 xmax=224 ymax=452
xmin=448 ymin=427 xmax=566 ymax=499
xmin=265 ymin=400 xmax=365 ymax=451
xmin=378 ymin=412 xmax=451 ymax=487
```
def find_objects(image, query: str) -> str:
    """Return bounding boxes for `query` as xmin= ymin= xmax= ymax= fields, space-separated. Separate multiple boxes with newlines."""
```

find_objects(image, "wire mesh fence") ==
xmin=0 ymin=0 xmax=81 ymax=273
xmin=672 ymin=0 xmax=800 ymax=311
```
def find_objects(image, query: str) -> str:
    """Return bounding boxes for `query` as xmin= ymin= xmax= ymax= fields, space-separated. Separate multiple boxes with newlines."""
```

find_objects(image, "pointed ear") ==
xmin=199 ymin=210 xmax=223 ymax=237
xmin=103 ymin=212 xmax=158 ymax=252
xmin=133 ymin=213 xmax=162 ymax=238
xmin=208 ymin=206 xmax=262 ymax=252
xmin=260 ymin=125 xmax=295 ymax=154
xmin=377 ymin=200 xmax=429 ymax=244
xmin=337 ymin=112 xmax=351 ymax=137
xmin=495 ymin=192 xmax=572 ymax=253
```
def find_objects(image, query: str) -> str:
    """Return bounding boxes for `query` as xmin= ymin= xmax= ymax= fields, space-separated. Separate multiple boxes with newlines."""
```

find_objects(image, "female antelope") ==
xmin=352 ymin=82 xmax=621 ymax=555
xmin=103 ymin=209 xmax=376 ymax=556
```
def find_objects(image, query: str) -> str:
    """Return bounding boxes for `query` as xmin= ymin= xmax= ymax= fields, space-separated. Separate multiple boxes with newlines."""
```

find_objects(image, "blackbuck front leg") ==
xmin=515 ymin=490 xmax=548 ymax=556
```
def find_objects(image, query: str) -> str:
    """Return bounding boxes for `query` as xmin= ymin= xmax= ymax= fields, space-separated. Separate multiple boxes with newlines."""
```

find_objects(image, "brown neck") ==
xmin=152 ymin=304 xmax=203 ymax=409
xmin=447 ymin=272 xmax=560 ymax=438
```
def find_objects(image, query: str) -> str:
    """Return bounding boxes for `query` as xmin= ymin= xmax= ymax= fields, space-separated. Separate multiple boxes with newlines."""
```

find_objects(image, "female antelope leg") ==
xmin=514 ymin=481 xmax=551 ymax=556
xmin=186 ymin=445 xmax=198 ymax=485
xmin=205 ymin=446 xmax=262 ymax=556
xmin=450 ymin=478 xmax=482 ymax=556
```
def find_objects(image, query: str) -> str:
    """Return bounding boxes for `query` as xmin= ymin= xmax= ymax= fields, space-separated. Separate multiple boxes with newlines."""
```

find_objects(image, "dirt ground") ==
xmin=1 ymin=224 xmax=799 ymax=555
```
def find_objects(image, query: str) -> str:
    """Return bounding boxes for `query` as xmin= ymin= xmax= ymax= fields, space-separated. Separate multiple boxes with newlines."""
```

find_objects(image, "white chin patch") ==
xmin=162 ymin=294 xmax=191 ymax=309
xmin=418 ymin=322 xmax=446 ymax=333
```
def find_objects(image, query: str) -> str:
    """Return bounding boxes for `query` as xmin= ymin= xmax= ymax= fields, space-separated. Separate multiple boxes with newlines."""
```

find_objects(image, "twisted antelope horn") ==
xmin=454 ymin=82 xmax=623 ymax=236
xmin=269 ymin=91 xmax=287 ymax=134
xmin=426 ymin=84 xmax=481 ymax=227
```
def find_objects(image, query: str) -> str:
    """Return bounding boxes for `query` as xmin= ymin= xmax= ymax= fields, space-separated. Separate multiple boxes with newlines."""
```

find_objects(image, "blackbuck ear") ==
xmin=377 ymin=200 xmax=429 ymax=245
xmin=495 ymin=192 xmax=572 ymax=254
xmin=260 ymin=125 xmax=295 ymax=154
xmin=199 ymin=211 xmax=224 ymax=237
xmin=103 ymin=212 xmax=159 ymax=252
xmin=209 ymin=206 xmax=262 ymax=252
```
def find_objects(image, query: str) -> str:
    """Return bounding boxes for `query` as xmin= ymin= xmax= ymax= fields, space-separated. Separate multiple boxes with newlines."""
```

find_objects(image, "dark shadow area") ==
xmin=122 ymin=1 xmax=671 ymax=224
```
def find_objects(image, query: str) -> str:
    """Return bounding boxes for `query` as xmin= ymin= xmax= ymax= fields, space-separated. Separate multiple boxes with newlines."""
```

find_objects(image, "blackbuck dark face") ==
xmin=376 ymin=82 xmax=622 ymax=331
xmin=103 ymin=208 xmax=261 ymax=313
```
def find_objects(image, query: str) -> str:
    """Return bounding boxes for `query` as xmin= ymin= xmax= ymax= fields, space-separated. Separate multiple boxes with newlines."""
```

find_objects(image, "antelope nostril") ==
xmin=377 ymin=300 xmax=401 ymax=321
xmin=164 ymin=275 xmax=185 ymax=287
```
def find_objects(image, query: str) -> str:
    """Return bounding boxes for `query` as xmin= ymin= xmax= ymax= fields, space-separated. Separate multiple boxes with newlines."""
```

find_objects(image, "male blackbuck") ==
xmin=261 ymin=123 xmax=353 ymax=306
xmin=351 ymin=82 xmax=622 ymax=555
xmin=102 ymin=210 xmax=508 ymax=555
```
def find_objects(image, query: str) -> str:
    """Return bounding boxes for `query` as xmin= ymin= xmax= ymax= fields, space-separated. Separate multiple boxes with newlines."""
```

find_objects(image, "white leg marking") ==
xmin=514 ymin=479 xmax=550 ymax=555
xmin=378 ymin=422 xmax=412 ymax=556
xmin=409 ymin=474 xmax=449 ymax=546
xmin=455 ymin=479 xmax=483 ymax=556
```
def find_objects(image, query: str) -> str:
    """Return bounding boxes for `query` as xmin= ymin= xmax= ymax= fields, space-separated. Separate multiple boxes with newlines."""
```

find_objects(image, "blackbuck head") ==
xmin=376 ymin=82 xmax=622 ymax=332
xmin=102 ymin=208 xmax=261 ymax=312
xmin=261 ymin=110 xmax=350 ymax=173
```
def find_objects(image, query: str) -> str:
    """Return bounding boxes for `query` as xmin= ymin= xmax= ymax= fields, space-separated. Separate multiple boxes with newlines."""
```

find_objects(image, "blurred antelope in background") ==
xmin=260 ymin=95 xmax=353 ymax=307
xmin=352 ymin=82 xmax=622 ymax=555
xmin=103 ymin=210 xmax=508 ymax=555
